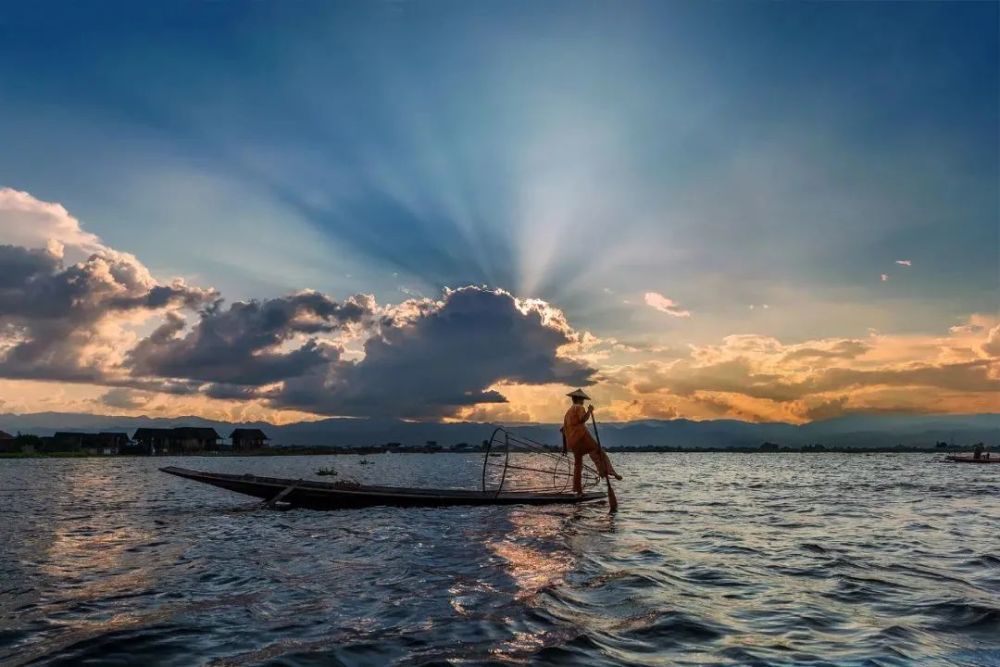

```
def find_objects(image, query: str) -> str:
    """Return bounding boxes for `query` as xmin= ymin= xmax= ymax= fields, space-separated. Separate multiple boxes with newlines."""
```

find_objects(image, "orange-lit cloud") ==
xmin=458 ymin=315 xmax=1000 ymax=424
xmin=643 ymin=292 xmax=691 ymax=317
xmin=1 ymin=188 xmax=996 ymax=425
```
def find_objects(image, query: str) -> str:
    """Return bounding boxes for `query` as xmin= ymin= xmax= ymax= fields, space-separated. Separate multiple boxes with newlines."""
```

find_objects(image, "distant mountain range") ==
xmin=1 ymin=412 xmax=997 ymax=449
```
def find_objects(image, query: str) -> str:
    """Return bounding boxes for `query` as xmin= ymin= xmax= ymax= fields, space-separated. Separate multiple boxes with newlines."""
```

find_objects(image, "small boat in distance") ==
xmin=160 ymin=467 xmax=605 ymax=510
xmin=944 ymin=454 xmax=1000 ymax=464
xmin=316 ymin=467 xmax=337 ymax=476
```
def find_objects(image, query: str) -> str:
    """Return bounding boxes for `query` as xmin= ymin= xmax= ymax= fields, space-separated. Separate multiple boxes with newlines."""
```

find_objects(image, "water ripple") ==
xmin=1 ymin=453 xmax=998 ymax=665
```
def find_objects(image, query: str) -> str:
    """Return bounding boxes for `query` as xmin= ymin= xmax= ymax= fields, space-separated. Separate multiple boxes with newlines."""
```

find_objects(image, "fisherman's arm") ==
xmin=575 ymin=405 xmax=594 ymax=424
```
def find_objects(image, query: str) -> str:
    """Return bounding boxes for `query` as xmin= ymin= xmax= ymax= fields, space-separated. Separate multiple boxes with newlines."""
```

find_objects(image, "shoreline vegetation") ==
xmin=0 ymin=443 xmax=983 ymax=459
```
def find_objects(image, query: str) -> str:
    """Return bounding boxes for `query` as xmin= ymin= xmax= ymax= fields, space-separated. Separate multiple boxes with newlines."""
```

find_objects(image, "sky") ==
xmin=0 ymin=1 xmax=997 ymax=425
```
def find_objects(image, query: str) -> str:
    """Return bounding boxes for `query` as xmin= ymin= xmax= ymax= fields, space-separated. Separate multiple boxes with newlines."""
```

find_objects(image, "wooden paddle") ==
xmin=590 ymin=410 xmax=619 ymax=513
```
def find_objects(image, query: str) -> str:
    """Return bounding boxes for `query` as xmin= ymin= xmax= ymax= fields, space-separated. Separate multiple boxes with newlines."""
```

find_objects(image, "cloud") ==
xmin=688 ymin=391 xmax=780 ymax=423
xmin=100 ymin=387 xmax=153 ymax=410
xmin=802 ymin=359 xmax=999 ymax=396
xmin=895 ymin=260 xmax=912 ymax=267
xmin=0 ymin=242 xmax=216 ymax=383
xmin=800 ymin=396 xmax=851 ymax=422
xmin=0 ymin=187 xmax=106 ymax=261
xmin=644 ymin=292 xmax=691 ymax=317
xmin=781 ymin=340 xmax=870 ymax=362
xmin=983 ymin=324 xmax=1000 ymax=357
xmin=270 ymin=287 xmax=596 ymax=419
xmin=0 ymin=191 xmax=602 ymax=421
xmin=598 ymin=320 xmax=1000 ymax=423
xmin=692 ymin=337 xmax=997 ymax=402
xmin=1 ymin=189 xmax=995 ymax=425
xmin=128 ymin=291 xmax=375 ymax=386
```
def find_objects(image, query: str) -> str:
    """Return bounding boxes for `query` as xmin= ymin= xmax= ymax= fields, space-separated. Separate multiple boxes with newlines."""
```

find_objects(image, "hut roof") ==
xmin=133 ymin=427 xmax=219 ymax=440
xmin=171 ymin=427 xmax=220 ymax=439
xmin=133 ymin=427 xmax=174 ymax=438
xmin=230 ymin=428 xmax=270 ymax=440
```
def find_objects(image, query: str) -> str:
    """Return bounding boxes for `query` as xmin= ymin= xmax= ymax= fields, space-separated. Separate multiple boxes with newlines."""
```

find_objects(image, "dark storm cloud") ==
xmin=202 ymin=383 xmax=264 ymax=401
xmin=128 ymin=292 xmax=373 ymax=386
xmin=269 ymin=286 xmax=596 ymax=419
xmin=0 ymin=245 xmax=214 ymax=321
xmin=0 ymin=245 xmax=216 ymax=382
xmin=0 ymin=234 xmax=595 ymax=420
xmin=0 ymin=245 xmax=55 ymax=289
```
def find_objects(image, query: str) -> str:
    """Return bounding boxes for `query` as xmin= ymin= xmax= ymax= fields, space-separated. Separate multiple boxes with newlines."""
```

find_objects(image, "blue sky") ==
xmin=0 ymin=1 xmax=997 ymax=422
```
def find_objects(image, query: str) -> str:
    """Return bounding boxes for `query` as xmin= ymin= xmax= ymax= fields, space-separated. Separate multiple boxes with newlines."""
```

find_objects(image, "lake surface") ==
xmin=0 ymin=453 xmax=997 ymax=666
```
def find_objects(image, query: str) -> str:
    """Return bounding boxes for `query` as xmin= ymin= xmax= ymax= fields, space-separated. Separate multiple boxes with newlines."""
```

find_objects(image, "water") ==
xmin=1 ymin=453 xmax=997 ymax=666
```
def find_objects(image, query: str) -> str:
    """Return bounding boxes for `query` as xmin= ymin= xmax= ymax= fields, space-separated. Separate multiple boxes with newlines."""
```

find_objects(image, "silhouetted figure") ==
xmin=561 ymin=389 xmax=622 ymax=494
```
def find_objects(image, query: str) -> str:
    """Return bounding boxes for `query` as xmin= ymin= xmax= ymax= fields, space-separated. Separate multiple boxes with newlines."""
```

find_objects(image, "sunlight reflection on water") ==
xmin=0 ymin=453 xmax=998 ymax=666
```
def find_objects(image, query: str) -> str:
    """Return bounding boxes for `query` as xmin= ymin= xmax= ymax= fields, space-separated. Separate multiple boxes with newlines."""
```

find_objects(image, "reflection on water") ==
xmin=489 ymin=509 xmax=576 ymax=600
xmin=1 ymin=453 xmax=998 ymax=665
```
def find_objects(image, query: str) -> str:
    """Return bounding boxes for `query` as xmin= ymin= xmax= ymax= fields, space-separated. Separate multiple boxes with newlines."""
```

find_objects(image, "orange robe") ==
xmin=562 ymin=405 xmax=619 ymax=491
xmin=562 ymin=404 xmax=598 ymax=455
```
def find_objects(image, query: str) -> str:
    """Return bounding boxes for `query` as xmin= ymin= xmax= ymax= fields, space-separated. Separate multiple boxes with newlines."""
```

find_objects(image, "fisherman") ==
xmin=561 ymin=389 xmax=622 ymax=494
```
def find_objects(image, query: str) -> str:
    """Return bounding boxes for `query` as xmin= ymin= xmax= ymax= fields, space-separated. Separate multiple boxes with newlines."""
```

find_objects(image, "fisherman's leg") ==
xmin=600 ymin=451 xmax=623 ymax=480
xmin=587 ymin=449 xmax=608 ymax=479
xmin=578 ymin=432 xmax=606 ymax=478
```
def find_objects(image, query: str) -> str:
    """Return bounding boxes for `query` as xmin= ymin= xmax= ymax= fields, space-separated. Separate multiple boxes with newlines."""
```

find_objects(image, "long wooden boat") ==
xmin=160 ymin=466 xmax=605 ymax=510
xmin=944 ymin=455 xmax=1000 ymax=464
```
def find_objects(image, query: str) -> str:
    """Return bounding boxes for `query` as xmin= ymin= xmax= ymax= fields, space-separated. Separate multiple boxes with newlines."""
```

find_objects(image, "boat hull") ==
xmin=160 ymin=466 xmax=606 ymax=510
